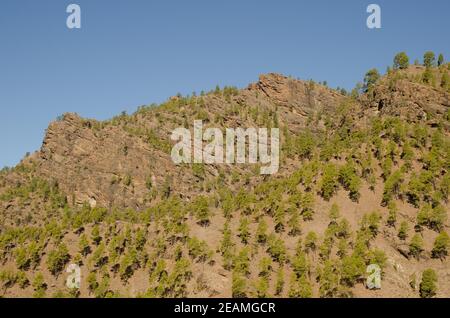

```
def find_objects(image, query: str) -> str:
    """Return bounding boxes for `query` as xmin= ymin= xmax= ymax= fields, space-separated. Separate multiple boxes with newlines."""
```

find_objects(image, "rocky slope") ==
xmin=0 ymin=64 xmax=449 ymax=298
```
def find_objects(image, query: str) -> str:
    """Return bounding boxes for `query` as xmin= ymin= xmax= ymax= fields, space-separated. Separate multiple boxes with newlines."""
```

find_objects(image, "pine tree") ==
xmin=318 ymin=261 xmax=339 ymax=297
xmin=386 ymin=201 xmax=397 ymax=227
xmin=256 ymin=219 xmax=268 ymax=244
xmin=91 ymin=225 xmax=101 ymax=245
xmin=301 ymin=192 xmax=315 ymax=220
xmin=87 ymin=272 xmax=98 ymax=292
xmin=340 ymin=255 xmax=365 ymax=287
xmin=361 ymin=211 xmax=382 ymax=238
xmin=337 ymin=218 xmax=351 ymax=239
xmin=304 ymin=231 xmax=318 ymax=253
xmin=267 ymin=234 xmax=287 ymax=263
xmin=46 ymin=243 xmax=70 ymax=276
xmin=15 ymin=247 xmax=30 ymax=271
xmin=363 ymin=68 xmax=380 ymax=92
xmin=274 ymin=205 xmax=285 ymax=233
xmin=431 ymin=231 xmax=449 ymax=259
xmin=423 ymin=51 xmax=436 ymax=68
xmin=419 ymin=269 xmax=437 ymax=298
xmin=254 ymin=276 xmax=270 ymax=298
xmin=409 ymin=234 xmax=424 ymax=259
xmin=238 ymin=217 xmax=250 ymax=244
xmin=275 ymin=266 xmax=285 ymax=296
xmin=437 ymin=53 xmax=444 ymax=66
xmin=192 ymin=196 xmax=211 ymax=226
xmin=287 ymin=209 xmax=301 ymax=236
xmin=79 ymin=234 xmax=91 ymax=256
xmin=231 ymin=270 xmax=247 ymax=298
xmin=32 ymin=273 xmax=47 ymax=298
xmin=416 ymin=204 xmax=431 ymax=230
xmin=393 ymin=52 xmax=409 ymax=69
xmin=337 ymin=238 xmax=349 ymax=258
xmin=328 ymin=203 xmax=340 ymax=223
xmin=220 ymin=222 xmax=234 ymax=270
xmin=320 ymin=164 xmax=339 ymax=200
xmin=288 ymin=274 xmax=313 ymax=298
xmin=233 ymin=248 xmax=250 ymax=276
xmin=258 ymin=257 xmax=272 ymax=278
xmin=429 ymin=204 xmax=447 ymax=232
xmin=291 ymin=251 xmax=309 ymax=278
xmin=398 ymin=221 xmax=409 ymax=240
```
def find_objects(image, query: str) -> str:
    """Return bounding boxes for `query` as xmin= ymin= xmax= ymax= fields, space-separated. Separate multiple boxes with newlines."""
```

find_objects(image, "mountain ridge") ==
xmin=0 ymin=62 xmax=449 ymax=298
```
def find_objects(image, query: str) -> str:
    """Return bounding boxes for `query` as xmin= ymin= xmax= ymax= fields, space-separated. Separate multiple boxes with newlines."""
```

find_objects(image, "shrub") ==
xmin=238 ymin=217 xmax=251 ymax=244
xmin=441 ymin=71 xmax=449 ymax=90
xmin=382 ymin=170 xmax=403 ymax=205
xmin=295 ymin=132 xmax=316 ymax=159
xmin=429 ymin=205 xmax=447 ymax=232
xmin=320 ymin=164 xmax=339 ymax=200
xmin=191 ymin=196 xmax=211 ymax=226
xmin=15 ymin=247 xmax=30 ymax=270
xmin=256 ymin=219 xmax=268 ymax=244
xmin=232 ymin=270 xmax=247 ymax=298
xmin=423 ymin=51 xmax=436 ymax=68
xmin=233 ymin=248 xmax=250 ymax=276
xmin=361 ymin=211 xmax=382 ymax=238
xmin=386 ymin=201 xmax=397 ymax=227
xmin=267 ymin=234 xmax=287 ymax=263
xmin=287 ymin=210 xmax=301 ymax=236
xmin=437 ymin=53 xmax=444 ymax=66
xmin=409 ymin=234 xmax=424 ymax=258
xmin=420 ymin=269 xmax=437 ymax=298
xmin=340 ymin=255 xmax=365 ymax=287
xmin=398 ymin=221 xmax=409 ymax=241
xmin=187 ymin=237 xmax=211 ymax=263
xmin=318 ymin=261 xmax=339 ymax=298
xmin=46 ymin=243 xmax=70 ymax=276
xmin=275 ymin=267 xmax=285 ymax=295
xmin=304 ymin=231 xmax=318 ymax=253
xmin=288 ymin=274 xmax=312 ymax=298
xmin=393 ymin=52 xmax=409 ymax=69
xmin=291 ymin=251 xmax=309 ymax=278
xmin=32 ymin=273 xmax=47 ymax=298
xmin=363 ymin=68 xmax=380 ymax=92
xmin=91 ymin=225 xmax=102 ymax=245
xmin=422 ymin=68 xmax=434 ymax=84
xmin=432 ymin=231 xmax=449 ymax=259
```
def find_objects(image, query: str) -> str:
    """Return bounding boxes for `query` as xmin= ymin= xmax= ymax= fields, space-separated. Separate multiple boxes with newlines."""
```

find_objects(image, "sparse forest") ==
xmin=0 ymin=52 xmax=449 ymax=298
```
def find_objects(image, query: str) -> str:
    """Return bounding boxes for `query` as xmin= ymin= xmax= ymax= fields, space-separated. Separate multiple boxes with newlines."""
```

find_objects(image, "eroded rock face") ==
xmin=361 ymin=77 xmax=449 ymax=126
xmin=24 ymin=71 xmax=450 ymax=210
xmin=38 ymin=113 xmax=175 ymax=209
xmin=248 ymin=73 xmax=344 ymax=115
xmin=30 ymin=74 xmax=349 ymax=209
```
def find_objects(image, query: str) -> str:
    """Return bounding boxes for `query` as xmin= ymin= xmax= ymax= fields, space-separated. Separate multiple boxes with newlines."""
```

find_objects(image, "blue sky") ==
xmin=0 ymin=0 xmax=449 ymax=167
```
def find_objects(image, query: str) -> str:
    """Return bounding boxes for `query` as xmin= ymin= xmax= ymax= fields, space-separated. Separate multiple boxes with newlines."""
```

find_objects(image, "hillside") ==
xmin=0 ymin=61 xmax=449 ymax=298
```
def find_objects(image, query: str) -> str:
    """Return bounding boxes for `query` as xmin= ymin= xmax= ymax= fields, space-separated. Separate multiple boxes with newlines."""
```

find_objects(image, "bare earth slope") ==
xmin=0 ymin=66 xmax=449 ymax=298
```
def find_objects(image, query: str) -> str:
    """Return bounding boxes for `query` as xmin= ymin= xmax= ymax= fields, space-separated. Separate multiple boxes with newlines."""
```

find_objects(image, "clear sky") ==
xmin=0 ymin=0 xmax=449 ymax=167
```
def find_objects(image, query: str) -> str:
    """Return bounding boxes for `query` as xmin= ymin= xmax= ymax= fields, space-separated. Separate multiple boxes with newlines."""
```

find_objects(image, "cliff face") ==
xmin=32 ymin=70 xmax=449 ymax=211
xmin=38 ymin=113 xmax=167 ymax=209
xmin=32 ymin=73 xmax=348 ymax=209
xmin=360 ymin=66 xmax=450 ymax=126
